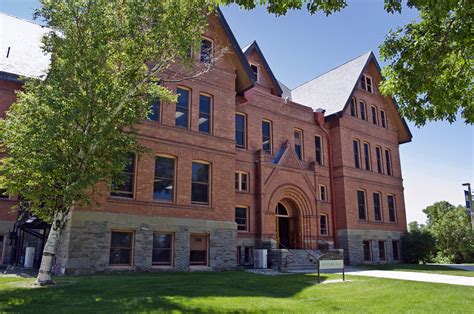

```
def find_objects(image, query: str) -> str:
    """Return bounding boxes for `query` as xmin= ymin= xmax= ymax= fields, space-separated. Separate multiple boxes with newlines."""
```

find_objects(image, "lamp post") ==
xmin=462 ymin=183 xmax=474 ymax=230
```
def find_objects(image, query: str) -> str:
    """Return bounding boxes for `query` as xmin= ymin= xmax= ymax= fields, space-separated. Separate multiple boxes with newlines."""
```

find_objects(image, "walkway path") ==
xmin=342 ymin=268 xmax=474 ymax=286
xmin=433 ymin=264 xmax=474 ymax=272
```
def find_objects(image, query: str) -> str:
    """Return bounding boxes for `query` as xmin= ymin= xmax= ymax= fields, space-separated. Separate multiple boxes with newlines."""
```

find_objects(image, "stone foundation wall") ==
xmin=337 ymin=229 xmax=402 ymax=265
xmin=55 ymin=211 xmax=237 ymax=274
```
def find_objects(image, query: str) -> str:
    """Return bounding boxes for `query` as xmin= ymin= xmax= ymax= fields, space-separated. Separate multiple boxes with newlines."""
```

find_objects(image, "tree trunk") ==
xmin=35 ymin=210 xmax=68 ymax=286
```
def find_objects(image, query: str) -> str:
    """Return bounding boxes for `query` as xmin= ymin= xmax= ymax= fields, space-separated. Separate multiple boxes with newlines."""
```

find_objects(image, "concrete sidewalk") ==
xmin=433 ymin=264 xmax=474 ymax=272
xmin=342 ymin=268 xmax=474 ymax=286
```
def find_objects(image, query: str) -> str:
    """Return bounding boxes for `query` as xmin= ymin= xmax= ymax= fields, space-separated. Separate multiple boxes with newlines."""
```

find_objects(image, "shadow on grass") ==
xmin=0 ymin=271 xmax=330 ymax=313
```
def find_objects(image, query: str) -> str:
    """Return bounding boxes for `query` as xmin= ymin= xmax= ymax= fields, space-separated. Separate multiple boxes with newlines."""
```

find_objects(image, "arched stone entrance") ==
xmin=267 ymin=184 xmax=315 ymax=250
xmin=275 ymin=200 xmax=300 ymax=249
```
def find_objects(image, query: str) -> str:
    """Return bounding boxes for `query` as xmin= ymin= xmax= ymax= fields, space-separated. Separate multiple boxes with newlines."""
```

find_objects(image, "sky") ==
xmin=1 ymin=0 xmax=473 ymax=224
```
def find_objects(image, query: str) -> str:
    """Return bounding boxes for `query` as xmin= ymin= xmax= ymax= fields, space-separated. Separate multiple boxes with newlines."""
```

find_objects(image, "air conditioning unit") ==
xmin=254 ymin=249 xmax=268 ymax=269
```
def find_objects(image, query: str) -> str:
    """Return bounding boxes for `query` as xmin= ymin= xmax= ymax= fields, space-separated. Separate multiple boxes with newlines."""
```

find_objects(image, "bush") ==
xmin=401 ymin=227 xmax=436 ymax=264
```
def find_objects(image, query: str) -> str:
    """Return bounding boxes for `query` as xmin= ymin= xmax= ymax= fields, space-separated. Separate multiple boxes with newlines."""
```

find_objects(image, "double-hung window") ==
xmin=380 ymin=110 xmax=387 ymax=128
xmin=152 ymin=233 xmax=173 ymax=266
xmin=235 ymin=171 xmax=249 ymax=192
xmin=350 ymin=97 xmax=357 ymax=117
xmin=148 ymin=97 xmax=161 ymax=122
xmin=371 ymin=106 xmax=378 ymax=125
xmin=319 ymin=185 xmax=327 ymax=202
xmin=199 ymin=94 xmax=212 ymax=133
xmin=359 ymin=101 xmax=367 ymax=120
xmin=176 ymin=88 xmax=190 ymax=128
xmin=190 ymin=234 xmax=208 ymax=266
xmin=388 ymin=195 xmax=396 ymax=222
xmin=363 ymin=142 xmax=371 ymax=171
xmin=235 ymin=207 xmax=248 ymax=231
xmin=375 ymin=146 xmax=383 ymax=174
xmin=353 ymin=140 xmax=361 ymax=169
xmin=200 ymin=39 xmax=213 ymax=63
xmin=315 ymin=135 xmax=323 ymax=165
xmin=357 ymin=190 xmax=367 ymax=220
xmin=320 ymin=215 xmax=328 ymax=235
xmin=385 ymin=149 xmax=393 ymax=176
xmin=235 ymin=113 xmax=246 ymax=148
xmin=361 ymin=75 xmax=373 ymax=93
xmin=251 ymin=64 xmax=259 ymax=82
xmin=373 ymin=192 xmax=382 ymax=221
xmin=262 ymin=120 xmax=272 ymax=154
xmin=109 ymin=231 xmax=134 ymax=266
xmin=111 ymin=153 xmax=135 ymax=198
xmin=294 ymin=129 xmax=303 ymax=160
xmin=153 ymin=156 xmax=175 ymax=202
xmin=191 ymin=162 xmax=210 ymax=205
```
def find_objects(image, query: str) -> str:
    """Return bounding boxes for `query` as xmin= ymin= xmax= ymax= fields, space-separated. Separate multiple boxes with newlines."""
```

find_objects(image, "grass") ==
xmin=355 ymin=263 xmax=474 ymax=277
xmin=0 ymin=271 xmax=473 ymax=313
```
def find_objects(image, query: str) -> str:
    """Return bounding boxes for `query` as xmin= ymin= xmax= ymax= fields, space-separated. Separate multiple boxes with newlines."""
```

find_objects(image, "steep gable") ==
xmin=242 ymin=41 xmax=283 ymax=97
xmin=290 ymin=51 xmax=371 ymax=115
xmin=215 ymin=8 xmax=255 ymax=94
xmin=290 ymin=51 xmax=412 ymax=144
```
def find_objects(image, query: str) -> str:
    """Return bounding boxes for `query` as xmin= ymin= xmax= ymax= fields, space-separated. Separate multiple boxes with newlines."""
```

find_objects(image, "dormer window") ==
xmin=360 ymin=74 xmax=373 ymax=93
xmin=200 ymin=38 xmax=213 ymax=63
xmin=250 ymin=64 xmax=259 ymax=82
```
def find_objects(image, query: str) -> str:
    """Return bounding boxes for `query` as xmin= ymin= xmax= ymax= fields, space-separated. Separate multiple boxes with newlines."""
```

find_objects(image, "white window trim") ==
xmin=235 ymin=171 xmax=249 ymax=192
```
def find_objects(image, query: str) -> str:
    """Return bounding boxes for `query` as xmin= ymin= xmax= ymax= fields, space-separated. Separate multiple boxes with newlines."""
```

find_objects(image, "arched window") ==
xmin=276 ymin=203 xmax=289 ymax=216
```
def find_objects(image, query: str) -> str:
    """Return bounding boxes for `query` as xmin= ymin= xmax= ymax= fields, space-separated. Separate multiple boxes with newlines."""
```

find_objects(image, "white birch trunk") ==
xmin=35 ymin=210 xmax=68 ymax=286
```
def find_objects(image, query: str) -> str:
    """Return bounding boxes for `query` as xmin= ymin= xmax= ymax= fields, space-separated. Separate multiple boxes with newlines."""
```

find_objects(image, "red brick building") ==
xmin=0 ymin=10 xmax=411 ymax=273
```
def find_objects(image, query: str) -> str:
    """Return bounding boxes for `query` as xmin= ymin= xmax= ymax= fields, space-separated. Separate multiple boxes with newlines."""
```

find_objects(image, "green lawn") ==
xmin=355 ymin=263 xmax=474 ymax=277
xmin=1 ymin=271 xmax=473 ymax=313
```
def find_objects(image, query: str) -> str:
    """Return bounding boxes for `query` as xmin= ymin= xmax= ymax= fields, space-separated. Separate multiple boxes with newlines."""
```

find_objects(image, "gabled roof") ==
xmin=290 ymin=51 xmax=372 ymax=115
xmin=0 ymin=9 xmax=255 ymax=93
xmin=215 ymin=8 xmax=255 ymax=94
xmin=0 ymin=12 xmax=51 ymax=80
xmin=278 ymin=80 xmax=292 ymax=99
xmin=290 ymin=50 xmax=412 ymax=143
xmin=242 ymin=41 xmax=283 ymax=97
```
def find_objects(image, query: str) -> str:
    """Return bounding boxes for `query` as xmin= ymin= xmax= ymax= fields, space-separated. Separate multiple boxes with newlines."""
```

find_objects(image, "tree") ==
xmin=401 ymin=221 xmax=435 ymax=264
xmin=221 ymin=0 xmax=474 ymax=125
xmin=423 ymin=201 xmax=474 ymax=263
xmin=0 ymin=0 xmax=212 ymax=285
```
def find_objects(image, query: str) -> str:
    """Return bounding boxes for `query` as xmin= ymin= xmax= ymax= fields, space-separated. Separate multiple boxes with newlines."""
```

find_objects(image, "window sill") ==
xmin=152 ymin=265 xmax=173 ymax=269
xmin=236 ymin=190 xmax=250 ymax=194
xmin=190 ymin=265 xmax=211 ymax=271
xmin=108 ymin=265 xmax=133 ymax=269
xmin=109 ymin=195 xmax=135 ymax=201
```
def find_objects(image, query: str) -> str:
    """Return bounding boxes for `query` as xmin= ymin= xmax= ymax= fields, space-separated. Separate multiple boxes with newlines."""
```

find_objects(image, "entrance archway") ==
xmin=275 ymin=202 xmax=299 ymax=249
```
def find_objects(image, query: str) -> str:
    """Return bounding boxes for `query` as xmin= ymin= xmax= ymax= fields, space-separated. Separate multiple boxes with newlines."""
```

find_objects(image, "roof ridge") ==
xmin=0 ymin=12 xmax=46 ymax=28
xmin=291 ymin=50 xmax=372 ymax=91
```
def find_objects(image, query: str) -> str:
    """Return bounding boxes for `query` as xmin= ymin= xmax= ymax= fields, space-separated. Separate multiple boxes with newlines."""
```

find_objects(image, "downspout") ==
xmin=314 ymin=111 xmax=338 ymax=249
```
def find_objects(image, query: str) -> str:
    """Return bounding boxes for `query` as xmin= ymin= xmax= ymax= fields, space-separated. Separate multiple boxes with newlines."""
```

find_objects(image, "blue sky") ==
xmin=1 ymin=0 xmax=473 ymax=224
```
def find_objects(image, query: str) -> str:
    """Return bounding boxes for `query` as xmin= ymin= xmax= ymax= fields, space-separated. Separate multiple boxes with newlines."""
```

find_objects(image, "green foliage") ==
xmin=0 ymin=0 xmax=212 ymax=221
xmin=380 ymin=0 xmax=474 ymax=125
xmin=423 ymin=201 xmax=474 ymax=263
xmin=401 ymin=221 xmax=436 ymax=264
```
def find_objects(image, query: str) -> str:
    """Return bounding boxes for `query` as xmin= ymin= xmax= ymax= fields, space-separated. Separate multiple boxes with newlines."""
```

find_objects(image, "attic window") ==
xmin=250 ymin=64 xmax=259 ymax=82
xmin=200 ymin=38 xmax=213 ymax=63
xmin=360 ymin=75 xmax=373 ymax=93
